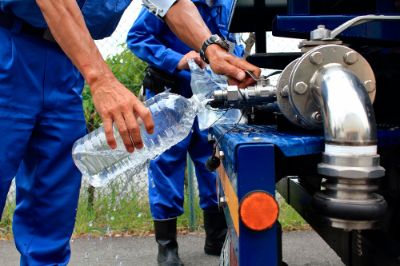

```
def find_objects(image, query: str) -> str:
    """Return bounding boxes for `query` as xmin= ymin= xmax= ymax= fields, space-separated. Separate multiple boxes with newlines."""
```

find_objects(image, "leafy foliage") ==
xmin=83 ymin=45 xmax=147 ymax=131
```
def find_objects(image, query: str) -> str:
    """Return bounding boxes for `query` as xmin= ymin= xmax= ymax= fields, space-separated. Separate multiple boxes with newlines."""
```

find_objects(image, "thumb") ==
xmin=219 ymin=61 xmax=246 ymax=81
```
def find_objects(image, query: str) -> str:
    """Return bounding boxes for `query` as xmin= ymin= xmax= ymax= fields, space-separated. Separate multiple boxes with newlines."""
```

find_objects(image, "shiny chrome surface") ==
xmin=322 ymin=217 xmax=379 ymax=231
xmin=287 ymin=44 xmax=375 ymax=129
xmin=312 ymin=65 xmax=385 ymax=230
xmin=211 ymin=84 xmax=277 ymax=108
xmin=312 ymin=65 xmax=377 ymax=145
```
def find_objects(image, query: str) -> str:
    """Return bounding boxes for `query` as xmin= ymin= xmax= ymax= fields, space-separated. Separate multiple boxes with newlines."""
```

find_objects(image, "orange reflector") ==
xmin=239 ymin=191 xmax=279 ymax=231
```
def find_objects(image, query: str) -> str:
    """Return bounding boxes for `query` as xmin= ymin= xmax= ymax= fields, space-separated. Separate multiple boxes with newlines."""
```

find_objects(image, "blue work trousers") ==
xmin=0 ymin=27 xmax=86 ymax=265
xmin=145 ymin=89 xmax=218 ymax=220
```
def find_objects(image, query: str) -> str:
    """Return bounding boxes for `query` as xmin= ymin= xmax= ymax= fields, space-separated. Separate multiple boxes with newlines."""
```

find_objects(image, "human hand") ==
xmin=205 ymin=44 xmax=261 ymax=88
xmin=177 ymin=50 xmax=206 ymax=70
xmin=90 ymin=76 xmax=154 ymax=153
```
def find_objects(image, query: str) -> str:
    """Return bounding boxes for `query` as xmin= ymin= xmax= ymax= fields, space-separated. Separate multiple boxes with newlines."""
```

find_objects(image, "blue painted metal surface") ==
xmin=211 ymin=124 xmax=400 ymax=265
xmin=273 ymin=0 xmax=400 ymax=43
xmin=237 ymin=144 xmax=278 ymax=266
xmin=287 ymin=0 xmax=309 ymax=15
xmin=273 ymin=15 xmax=400 ymax=42
xmin=213 ymin=127 xmax=279 ymax=265
xmin=210 ymin=124 xmax=324 ymax=174
xmin=211 ymin=124 xmax=320 ymax=265
xmin=377 ymin=129 xmax=400 ymax=148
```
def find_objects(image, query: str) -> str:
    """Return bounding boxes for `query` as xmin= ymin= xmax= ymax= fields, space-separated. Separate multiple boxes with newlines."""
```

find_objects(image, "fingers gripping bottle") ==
xmin=72 ymin=92 xmax=199 ymax=187
xmin=73 ymin=60 xmax=242 ymax=187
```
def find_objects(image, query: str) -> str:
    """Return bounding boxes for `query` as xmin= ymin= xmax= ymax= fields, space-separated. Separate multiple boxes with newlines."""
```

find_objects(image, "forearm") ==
xmin=36 ymin=0 xmax=155 ymax=152
xmin=36 ymin=0 xmax=113 ymax=91
xmin=163 ymin=0 xmax=242 ymax=76
xmin=164 ymin=0 xmax=211 ymax=51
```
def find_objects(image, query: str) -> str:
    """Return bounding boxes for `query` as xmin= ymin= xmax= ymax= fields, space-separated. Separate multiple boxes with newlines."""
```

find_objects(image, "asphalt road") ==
xmin=0 ymin=230 xmax=344 ymax=266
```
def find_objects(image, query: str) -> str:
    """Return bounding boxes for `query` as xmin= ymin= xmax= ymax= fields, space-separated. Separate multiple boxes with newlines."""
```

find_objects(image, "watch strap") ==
xmin=199 ymin=34 xmax=230 ymax=64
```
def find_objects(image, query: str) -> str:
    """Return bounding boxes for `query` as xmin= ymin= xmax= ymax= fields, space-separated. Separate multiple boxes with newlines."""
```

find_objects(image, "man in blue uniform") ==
xmin=0 ymin=0 xmax=259 ymax=264
xmin=127 ymin=2 xmax=243 ymax=265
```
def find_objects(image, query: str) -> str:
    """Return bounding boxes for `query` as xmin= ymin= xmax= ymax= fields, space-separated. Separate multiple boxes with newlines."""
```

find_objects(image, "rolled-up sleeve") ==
xmin=127 ymin=8 xmax=183 ymax=74
xmin=142 ymin=0 xmax=177 ymax=18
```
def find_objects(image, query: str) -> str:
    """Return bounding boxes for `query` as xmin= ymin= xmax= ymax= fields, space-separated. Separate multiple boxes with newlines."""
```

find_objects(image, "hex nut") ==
xmin=344 ymin=51 xmax=359 ymax=65
xmin=294 ymin=81 xmax=308 ymax=95
xmin=310 ymin=51 xmax=323 ymax=65
xmin=280 ymin=85 xmax=289 ymax=97
xmin=364 ymin=80 xmax=376 ymax=93
xmin=318 ymin=163 xmax=385 ymax=179
xmin=310 ymin=25 xmax=331 ymax=40
xmin=226 ymin=86 xmax=239 ymax=101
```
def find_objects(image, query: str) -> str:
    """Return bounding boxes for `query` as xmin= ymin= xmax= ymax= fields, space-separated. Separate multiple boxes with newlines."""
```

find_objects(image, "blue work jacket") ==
xmin=127 ymin=0 xmax=244 ymax=98
xmin=0 ymin=0 xmax=130 ymax=39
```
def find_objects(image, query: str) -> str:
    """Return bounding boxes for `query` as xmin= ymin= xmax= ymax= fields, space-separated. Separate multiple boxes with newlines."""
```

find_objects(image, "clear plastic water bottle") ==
xmin=189 ymin=59 xmax=243 ymax=130
xmin=73 ymin=62 xmax=243 ymax=188
xmin=72 ymin=92 xmax=198 ymax=187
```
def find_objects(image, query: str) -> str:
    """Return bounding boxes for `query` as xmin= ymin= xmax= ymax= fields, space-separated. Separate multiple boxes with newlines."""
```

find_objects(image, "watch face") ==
xmin=211 ymin=35 xmax=219 ymax=42
xmin=200 ymin=35 xmax=230 ymax=63
xmin=211 ymin=35 xmax=229 ymax=50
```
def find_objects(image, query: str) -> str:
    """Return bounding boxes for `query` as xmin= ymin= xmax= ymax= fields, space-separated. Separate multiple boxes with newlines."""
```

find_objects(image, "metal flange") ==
xmin=276 ymin=59 xmax=304 ymax=127
xmin=287 ymin=44 xmax=376 ymax=129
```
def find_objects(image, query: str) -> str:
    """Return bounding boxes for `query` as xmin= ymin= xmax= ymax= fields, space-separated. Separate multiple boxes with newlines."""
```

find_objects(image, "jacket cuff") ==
xmin=142 ymin=0 xmax=177 ymax=18
xmin=162 ymin=49 xmax=184 ymax=74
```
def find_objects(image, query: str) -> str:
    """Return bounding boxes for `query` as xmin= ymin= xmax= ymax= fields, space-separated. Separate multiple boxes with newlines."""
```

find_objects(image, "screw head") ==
xmin=309 ymin=51 xmax=323 ymax=65
xmin=294 ymin=82 xmax=308 ymax=95
xmin=344 ymin=51 xmax=359 ymax=65
xmin=311 ymin=111 xmax=323 ymax=122
xmin=280 ymin=85 xmax=289 ymax=97
xmin=364 ymin=80 xmax=376 ymax=93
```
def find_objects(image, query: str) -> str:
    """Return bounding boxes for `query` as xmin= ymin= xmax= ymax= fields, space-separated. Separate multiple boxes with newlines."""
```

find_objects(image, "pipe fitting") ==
xmin=311 ymin=66 xmax=385 ymax=230
xmin=275 ymin=44 xmax=386 ymax=230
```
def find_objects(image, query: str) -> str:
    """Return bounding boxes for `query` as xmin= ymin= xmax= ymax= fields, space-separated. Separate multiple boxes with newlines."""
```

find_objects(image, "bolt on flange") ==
xmin=294 ymin=81 xmax=308 ymax=95
xmin=309 ymin=51 xmax=323 ymax=65
xmin=364 ymin=80 xmax=376 ymax=93
xmin=344 ymin=51 xmax=359 ymax=65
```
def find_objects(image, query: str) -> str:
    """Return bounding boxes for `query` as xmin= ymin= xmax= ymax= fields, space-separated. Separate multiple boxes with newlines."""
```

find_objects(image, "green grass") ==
xmin=74 ymin=186 xmax=153 ymax=237
xmin=278 ymin=196 xmax=309 ymax=231
xmin=0 ymin=201 xmax=14 ymax=240
xmin=1 ymin=191 xmax=307 ymax=240
xmin=73 ymin=184 xmax=204 ymax=238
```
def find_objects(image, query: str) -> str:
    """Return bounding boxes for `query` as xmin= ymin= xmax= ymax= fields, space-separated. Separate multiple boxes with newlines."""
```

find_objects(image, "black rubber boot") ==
xmin=203 ymin=209 xmax=227 ymax=256
xmin=154 ymin=219 xmax=184 ymax=266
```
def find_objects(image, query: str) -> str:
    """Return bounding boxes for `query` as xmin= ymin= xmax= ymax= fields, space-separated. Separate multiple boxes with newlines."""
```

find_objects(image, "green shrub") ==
xmin=83 ymin=45 xmax=147 ymax=131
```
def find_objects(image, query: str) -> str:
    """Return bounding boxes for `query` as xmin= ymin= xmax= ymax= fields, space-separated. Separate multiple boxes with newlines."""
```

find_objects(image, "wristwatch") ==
xmin=199 ymin=34 xmax=230 ymax=64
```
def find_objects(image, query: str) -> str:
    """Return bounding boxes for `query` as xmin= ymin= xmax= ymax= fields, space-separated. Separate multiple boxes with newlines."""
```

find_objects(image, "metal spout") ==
xmin=312 ymin=64 xmax=377 ymax=146
xmin=311 ymin=65 xmax=386 ymax=230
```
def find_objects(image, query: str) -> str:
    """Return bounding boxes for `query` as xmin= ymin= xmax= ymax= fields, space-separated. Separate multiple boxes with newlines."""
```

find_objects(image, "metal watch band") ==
xmin=199 ymin=34 xmax=230 ymax=64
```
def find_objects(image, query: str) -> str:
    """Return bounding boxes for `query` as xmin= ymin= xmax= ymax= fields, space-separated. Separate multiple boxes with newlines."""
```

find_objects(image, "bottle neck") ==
xmin=189 ymin=95 xmax=204 ymax=114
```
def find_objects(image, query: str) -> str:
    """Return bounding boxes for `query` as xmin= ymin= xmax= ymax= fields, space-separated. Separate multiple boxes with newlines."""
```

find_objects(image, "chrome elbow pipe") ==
xmin=312 ymin=65 xmax=386 ymax=230
xmin=276 ymin=44 xmax=387 ymax=230
xmin=313 ymin=65 xmax=377 ymax=146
